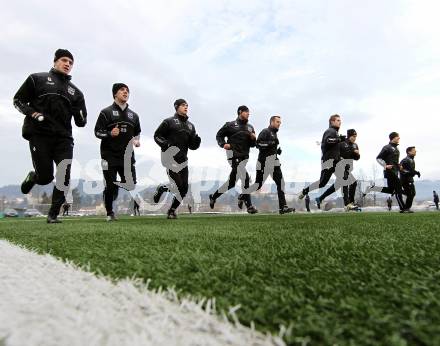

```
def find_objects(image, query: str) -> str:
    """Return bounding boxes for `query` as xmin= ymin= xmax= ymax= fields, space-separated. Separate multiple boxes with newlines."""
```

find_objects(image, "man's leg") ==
xmin=385 ymin=172 xmax=405 ymax=211
xmin=342 ymin=185 xmax=349 ymax=206
xmin=49 ymin=137 xmax=74 ymax=220
xmin=300 ymin=159 xmax=335 ymax=197
xmin=249 ymin=160 xmax=266 ymax=193
xmin=238 ymin=165 xmax=259 ymax=210
xmin=168 ymin=166 xmax=189 ymax=215
xmin=404 ymin=182 xmax=415 ymax=210
xmin=22 ymin=135 xmax=55 ymax=194
xmin=103 ymin=166 xmax=119 ymax=218
xmin=318 ymin=183 xmax=336 ymax=203
xmin=342 ymin=166 xmax=350 ymax=206
xmin=211 ymin=159 xmax=238 ymax=201
xmin=119 ymin=163 xmax=138 ymax=216
xmin=119 ymin=163 xmax=137 ymax=189
xmin=299 ymin=159 xmax=336 ymax=199
xmin=315 ymin=165 xmax=337 ymax=207
xmin=272 ymin=166 xmax=287 ymax=209
xmin=273 ymin=166 xmax=294 ymax=214
xmin=349 ymin=180 xmax=358 ymax=204
xmin=237 ymin=159 xmax=253 ymax=208
xmin=318 ymin=159 xmax=353 ymax=206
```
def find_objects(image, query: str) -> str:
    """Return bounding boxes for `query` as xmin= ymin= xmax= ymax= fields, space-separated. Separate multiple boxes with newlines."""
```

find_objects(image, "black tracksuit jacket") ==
xmin=400 ymin=155 xmax=418 ymax=184
xmin=94 ymin=103 xmax=141 ymax=166
xmin=216 ymin=117 xmax=256 ymax=159
xmin=377 ymin=143 xmax=400 ymax=174
xmin=321 ymin=126 xmax=343 ymax=161
xmin=339 ymin=140 xmax=360 ymax=161
xmin=13 ymin=68 xmax=87 ymax=140
xmin=256 ymin=126 xmax=279 ymax=162
xmin=154 ymin=113 xmax=201 ymax=164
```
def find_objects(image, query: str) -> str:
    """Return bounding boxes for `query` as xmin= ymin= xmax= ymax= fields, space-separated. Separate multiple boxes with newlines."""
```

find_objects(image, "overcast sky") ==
xmin=1 ymin=0 xmax=439 ymax=189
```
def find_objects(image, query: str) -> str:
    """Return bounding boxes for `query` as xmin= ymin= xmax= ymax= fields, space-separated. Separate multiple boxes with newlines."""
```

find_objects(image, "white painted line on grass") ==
xmin=0 ymin=240 xmax=284 ymax=346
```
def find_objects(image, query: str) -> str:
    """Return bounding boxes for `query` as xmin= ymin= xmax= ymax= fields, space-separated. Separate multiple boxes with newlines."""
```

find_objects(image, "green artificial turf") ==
xmin=1 ymin=212 xmax=440 ymax=345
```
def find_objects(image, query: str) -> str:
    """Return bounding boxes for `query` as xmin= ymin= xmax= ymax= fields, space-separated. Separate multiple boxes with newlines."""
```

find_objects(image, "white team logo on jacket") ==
xmin=113 ymin=111 xmax=119 ymax=117
xmin=188 ymin=123 xmax=193 ymax=131
xmin=67 ymin=86 xmax=75 ymax=95
xmin=128 ymin=112 xmax=134 ymax=119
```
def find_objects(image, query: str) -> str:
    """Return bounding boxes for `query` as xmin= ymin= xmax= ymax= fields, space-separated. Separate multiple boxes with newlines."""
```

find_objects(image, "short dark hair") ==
xmin=329 ymin=114 xmax=340 ymax=125
xmin=270 ymin=115 xmax=281 ymax=123
xmin=406 ymin=146 xmax=416 ymax=154
xmin=389 ymin=132 xmax=399 ymax=140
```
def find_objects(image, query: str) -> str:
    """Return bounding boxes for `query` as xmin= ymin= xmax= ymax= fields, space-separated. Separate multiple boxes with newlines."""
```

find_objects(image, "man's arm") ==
xmin=249 ymin=126 xmax=257 ymax=147
xmin=72 ymin=92 xmax=87 ymax=127
xmin=134 ymin=116 xmax=141 ymax=138
xmin=13 ymin=75 xmax=38 ymax=117
xmin=94 ymin=111 xmax=111 ymax=139
xmin=132 ymin=116 xmax=142 ymax=147
xmin=256 ymin=129 xmax=275 ymax=149
xmin=216 ymin=123 xmax=229 ymax=148
xmin=154 ymin=119 xmax=170 ymax=150
xmin=188 ymin=126 xmax=201 ymax=150
xmin=352 ymin=144 xmax=360 ymax=160
xmin=399 ymin=158 xmax=412 ymax=176
xmin=324 ymin=128 xmax=341 ymax=144
xmin=376 ymin=146 xmax=391 ymax=169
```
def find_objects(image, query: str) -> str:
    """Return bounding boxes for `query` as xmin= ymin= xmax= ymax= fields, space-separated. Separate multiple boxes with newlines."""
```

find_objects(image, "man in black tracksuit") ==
xmin=434 ymin=191 xmax=439 ymax=210
xmin=62 ymin=202 xmax=70 ymax=216
xmin=400 ymin=146 xmax=420 ymax=211
xmin=249 ymin=115 xmax=294 ymax=214
xmin=209 ymin=105 xmax=258 ymax=214
xmin=305 ymin=194 xmax=311 ymax=212
xmin=298 ymin=114 xmax=345 ymax=209
xmin=153 ymin=99 xmax=201 ymax=219
xmin=387 ymin=196 xmax=393 ymax=211
xmin=133 ymin=199 xmax=140 ymax=216
xmin=13 ymin=49 xmax=87 ymax=223
xmin=317 ymin=128 xmax=360 ymax=210
xmin=94 ymin=83 xmax=141 ymax=221
xmin=340 ymin=129 xmax=360 ymax=209
xmin=367 ymin=132 xmax=406 ymax=212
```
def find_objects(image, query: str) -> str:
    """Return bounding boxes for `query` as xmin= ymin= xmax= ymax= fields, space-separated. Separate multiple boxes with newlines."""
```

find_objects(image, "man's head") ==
xmin=112 ymin=83 xmax=129 ymax=103
xmin=389 ymin=132 xmax=400 ymax=144
xmin=237 ymin=105 xmax=250 ymax=121
xmin=270 ymin=115 xmax=281 ymax=129
xmin=174 ymin=99 xmax=188 ymax=116
xmin=329 ymin=114 xmax=341 ymax=129
xmin=53 ymin=49 xmax=74 ymax=75
xmin=406 ymin=146 xmax=416 ymax=157
xmin=346 ymin=129 xmax=357 ymax=143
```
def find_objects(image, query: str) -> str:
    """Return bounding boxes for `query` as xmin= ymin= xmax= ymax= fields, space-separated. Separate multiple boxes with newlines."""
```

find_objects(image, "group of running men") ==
xmin=13 ymin=49 xmax=421 ymax=222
